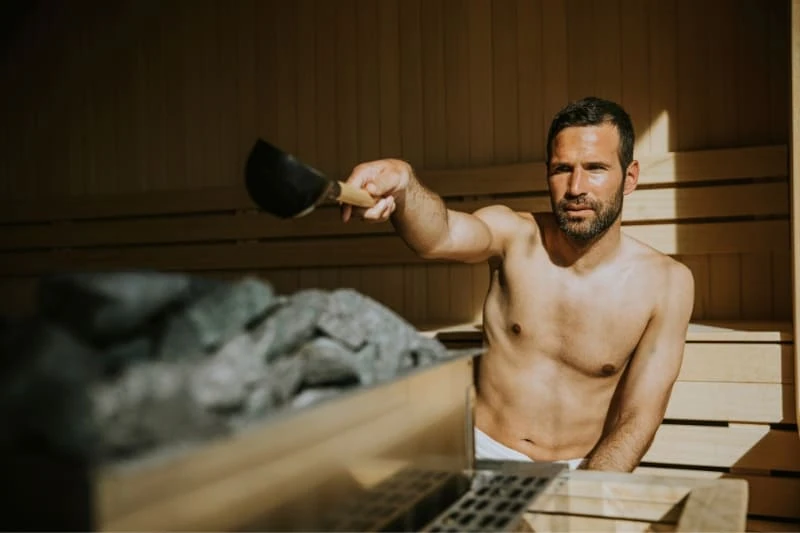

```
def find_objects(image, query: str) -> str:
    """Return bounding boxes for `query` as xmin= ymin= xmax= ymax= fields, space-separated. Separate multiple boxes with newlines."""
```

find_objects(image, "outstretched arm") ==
xmin=581 ymin=262 xmax=695 ymax=472
xmin=341 ymin=159 xmax=521 ymax=263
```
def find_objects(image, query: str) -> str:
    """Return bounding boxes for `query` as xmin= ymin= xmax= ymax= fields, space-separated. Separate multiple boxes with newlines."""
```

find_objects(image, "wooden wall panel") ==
xmin=0 ymin=0 xmax=791 ymax=324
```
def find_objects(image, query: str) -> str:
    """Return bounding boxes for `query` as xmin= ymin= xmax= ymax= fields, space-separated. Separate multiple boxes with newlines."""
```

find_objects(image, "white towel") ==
xmin=474 ymin=427 xmax=584 ymax=470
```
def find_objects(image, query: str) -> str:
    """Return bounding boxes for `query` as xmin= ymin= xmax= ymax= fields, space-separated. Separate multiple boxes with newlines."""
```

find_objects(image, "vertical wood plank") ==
xmin=444 ymin=0 xmax=471 ymax=167
xmin=336 ymin=0 xmax=359 ymax=175
xmin=295 ymin=0 xmax=318 ymax=164
xmin=197 ymin=1 xmax=220 ymax=188
xmin=620 ymin=0 xmax=650 ymax=157
xmin=707 ymin=254 xmax=741 ymax=320
xmin=492 ymin=0 xmax=519 ymax=164
xmin=740 ymin=253 xmax=774 ymax=320
xmin=736 ymin=0 xmax=771 ymax=145
xmin=264 ymin=269 xmax=300 ymax=295
xmin=648 ymin=0 xmax=677 ymax=153
xmin=315 ymin=0 xmax=338 ymax=175
xmin=421 ymin=0 xmax=448 ymax=169
xmin=398 ymin=0 xmax=425 ymax=168
xmin=357 ymin=0 xmax=381 ymax=162
xmin=363 ymin=267 xmax=405 ymax=315
xmin=773 ymin=252 xmax=792 ymax=320
xmin=706 ymin=0 xmax=738 ymax=149
xmin=235 ymin=0 xmax=258 ymax=169
xmin=541 ymin=0 xmax=569 ymax=150
xmin=255 ymin=0 xmax=280 ymax=157
xmin=566 ymin=0 xmax=595 ymax=101
xmin=676 ymin=0 xmax=708 ymax=151
xmin=449 ymin=265 xmax=475 ymax=322
xmin=516 ymin=0 xmax=544 ymax=160
xmin=468 ymin=0 xmax=494 ymax=166
xmin=216 ymin=3 xmax=241 ymax=188
xmin=379 ymin=0 xmax=402 ymax=157
xmin=275 ymin=1 xmax=298 ymax=156
xmin=404 ymin=266 xmax=429 ymax=323
xmin=767 ymin=0 xmax=790 ymax=145
xmin=593 ymin=0 xmax=622 ymax=103
xmin=427 ymin=264 xmax=451 ymax=321
xmin=339 ymin=266 xmax=364 ymax=295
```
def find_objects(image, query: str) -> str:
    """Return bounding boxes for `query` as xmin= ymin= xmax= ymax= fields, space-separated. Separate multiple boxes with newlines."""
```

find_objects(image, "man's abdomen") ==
xmin=473 ymin=350 xmax=614 ymax=462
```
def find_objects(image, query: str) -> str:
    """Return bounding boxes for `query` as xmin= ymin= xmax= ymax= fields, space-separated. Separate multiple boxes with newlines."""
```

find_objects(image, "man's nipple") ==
xmin=601 ymin=364 xmax=616 ymax=376
xmin=511 ymin=323 xmax=522 ymax=335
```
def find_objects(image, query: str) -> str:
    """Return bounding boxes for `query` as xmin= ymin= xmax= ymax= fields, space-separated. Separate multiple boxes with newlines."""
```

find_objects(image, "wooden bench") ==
xmin=0 ymin=143 xmax=796 ymax=529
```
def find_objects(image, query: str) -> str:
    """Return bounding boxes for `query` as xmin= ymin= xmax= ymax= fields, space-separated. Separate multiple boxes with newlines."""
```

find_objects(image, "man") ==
xmin=340 ymin=97 xmax=695 ymax=472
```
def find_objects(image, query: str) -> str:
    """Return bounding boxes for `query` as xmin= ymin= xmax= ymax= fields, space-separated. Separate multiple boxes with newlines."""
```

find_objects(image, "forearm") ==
xmin=581 ymin=415 xmax=659 ymax=472
xmin=390 ymin=175 xmax=452 ymax=257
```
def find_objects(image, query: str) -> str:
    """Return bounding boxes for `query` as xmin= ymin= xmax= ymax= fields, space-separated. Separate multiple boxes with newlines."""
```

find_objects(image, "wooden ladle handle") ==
xmin=334 ymin=181 xmax=378 ymax=208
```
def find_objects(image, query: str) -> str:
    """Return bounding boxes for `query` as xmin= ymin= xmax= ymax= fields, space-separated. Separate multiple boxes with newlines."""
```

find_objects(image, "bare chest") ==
xmin=484 ymin=255 xmax=654 ymax=377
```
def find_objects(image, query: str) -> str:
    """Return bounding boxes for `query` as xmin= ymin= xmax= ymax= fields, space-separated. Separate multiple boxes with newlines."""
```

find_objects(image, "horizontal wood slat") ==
xmin=0 ymin=181 xmax=788 ymax=251
xmin=634 ymin=467 xmax=800 ymax=521
xmin=666 ymin=382 xmax=795 ymax=424
xmin=0 ymin=145 xmax=787 ymax=224
xmin=0 ymin=221 xmax=790 ymax=275
xmin=677 ymin=343 xmax=793 ymax=384
xmin=644 ymin=424 xmax=800 ymax=472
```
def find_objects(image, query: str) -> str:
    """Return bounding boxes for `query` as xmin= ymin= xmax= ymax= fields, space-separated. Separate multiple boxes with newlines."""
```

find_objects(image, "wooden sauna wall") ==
xmin=0 ymin=0 xmax=791 ymax=323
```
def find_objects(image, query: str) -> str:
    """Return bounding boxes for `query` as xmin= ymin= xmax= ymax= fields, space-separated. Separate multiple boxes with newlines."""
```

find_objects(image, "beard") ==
xmin=553 ymin=183 xmax=624 ymax=243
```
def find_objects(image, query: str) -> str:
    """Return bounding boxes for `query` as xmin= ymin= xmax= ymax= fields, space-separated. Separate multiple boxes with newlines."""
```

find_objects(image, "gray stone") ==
xmin=0 ymin=319 xmax=99 ymax=458
xmin=37 ymin=271 xmax=208 ymax=346
xmin=316 ymin=311 xmax=367 ymax=351
xmin=267 ymin=355 xmax=306 ymax=405
xmin=261 ymin=289 xmax=329 ymax=362
xmin=189 ymin=331 xmax=267 ymax=413
xmin=187 ymin=277 xmax=278 ymax=350
xmin=91 ymin=359 xmax=228 ymax=462
xmin=156 ymin=277 xmax=278 ymax=360
xmin=296 ymin=337 xmax=360 ymax=387
xmin=322 ymin=289 xmax=452 ymax=382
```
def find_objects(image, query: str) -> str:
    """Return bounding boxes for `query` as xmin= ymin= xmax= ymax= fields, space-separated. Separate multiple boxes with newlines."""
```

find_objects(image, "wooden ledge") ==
xmin=416 ymin=320 xmax=794 ymax=343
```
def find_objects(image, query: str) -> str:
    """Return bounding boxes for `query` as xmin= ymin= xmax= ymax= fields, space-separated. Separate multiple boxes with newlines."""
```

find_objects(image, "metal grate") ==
xmin=325 ymin=467 xmax=468 ymax=532
xmin=323 ymin=461 xmax=567 ymax=532
xmin=423 ymin=465 xmax=567 ymax=532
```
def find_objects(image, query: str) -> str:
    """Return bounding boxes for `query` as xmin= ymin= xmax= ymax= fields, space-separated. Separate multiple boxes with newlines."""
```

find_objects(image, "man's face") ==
xmin=547 ymin=123 xmax=636 ymax=243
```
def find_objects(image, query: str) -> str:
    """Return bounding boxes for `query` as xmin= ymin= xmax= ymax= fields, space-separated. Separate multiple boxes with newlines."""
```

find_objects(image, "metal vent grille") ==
xmin=325 ymin=467 xmax=468 ymax=532
xmin=423 ymin=468 xmax=566 ymax=532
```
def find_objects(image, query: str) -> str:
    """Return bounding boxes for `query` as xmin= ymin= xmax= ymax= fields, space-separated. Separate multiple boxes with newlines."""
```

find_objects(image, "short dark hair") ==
xmin=546 ymin=97 xmax=635 ymax=171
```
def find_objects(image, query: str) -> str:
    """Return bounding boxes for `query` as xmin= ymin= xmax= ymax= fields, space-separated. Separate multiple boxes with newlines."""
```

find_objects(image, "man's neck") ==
xmin=551 ymin=221 xmax=624 ymax=273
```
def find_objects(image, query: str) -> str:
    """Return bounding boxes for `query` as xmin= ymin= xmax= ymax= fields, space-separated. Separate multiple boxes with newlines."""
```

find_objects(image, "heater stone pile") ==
xmin=0 ymin=271 xmax=475 ymax=466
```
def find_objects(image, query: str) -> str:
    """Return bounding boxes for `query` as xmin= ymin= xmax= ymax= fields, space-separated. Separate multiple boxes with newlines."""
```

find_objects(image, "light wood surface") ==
xmin=97 ymin=356 xmax=475 ymax=531
xmin=524 ymin=470 xmax=748 ymax=532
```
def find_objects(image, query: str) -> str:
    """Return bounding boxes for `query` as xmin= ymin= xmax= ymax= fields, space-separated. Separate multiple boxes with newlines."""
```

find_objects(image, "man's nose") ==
xmin=568 ymin=168 xmax=586 ymax=197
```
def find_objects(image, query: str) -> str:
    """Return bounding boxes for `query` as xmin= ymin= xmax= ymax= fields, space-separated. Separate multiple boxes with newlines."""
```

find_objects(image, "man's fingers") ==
xmin=341 ymin=204 xmax=352 ymax=223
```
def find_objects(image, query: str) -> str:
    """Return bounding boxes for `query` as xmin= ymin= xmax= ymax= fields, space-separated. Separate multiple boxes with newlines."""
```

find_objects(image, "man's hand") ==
xmin=340 ymin=159 xmax=412 ymax=223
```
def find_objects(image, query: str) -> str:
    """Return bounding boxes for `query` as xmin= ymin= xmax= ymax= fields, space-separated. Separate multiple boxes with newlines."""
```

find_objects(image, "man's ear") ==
xmin=623 ymin=160 xmax=639 ymax=195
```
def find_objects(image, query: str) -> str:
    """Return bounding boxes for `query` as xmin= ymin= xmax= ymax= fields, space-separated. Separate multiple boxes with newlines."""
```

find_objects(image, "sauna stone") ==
xmin=37 ymin=271 xmax=221 ymax=347
xmin=0 ymin=272 xmax=472 ymax=466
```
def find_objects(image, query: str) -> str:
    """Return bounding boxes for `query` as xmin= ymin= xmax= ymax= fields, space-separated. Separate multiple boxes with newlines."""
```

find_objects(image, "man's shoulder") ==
xmin=472 ymin=204 xmax=545 ymax=235
xmin=625 ymin=237 xmax=694 ymax=293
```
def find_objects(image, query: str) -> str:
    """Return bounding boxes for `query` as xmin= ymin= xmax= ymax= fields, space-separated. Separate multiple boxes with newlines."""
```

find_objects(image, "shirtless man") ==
xmin=340 ymin=97 xmax=695 ymax=472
